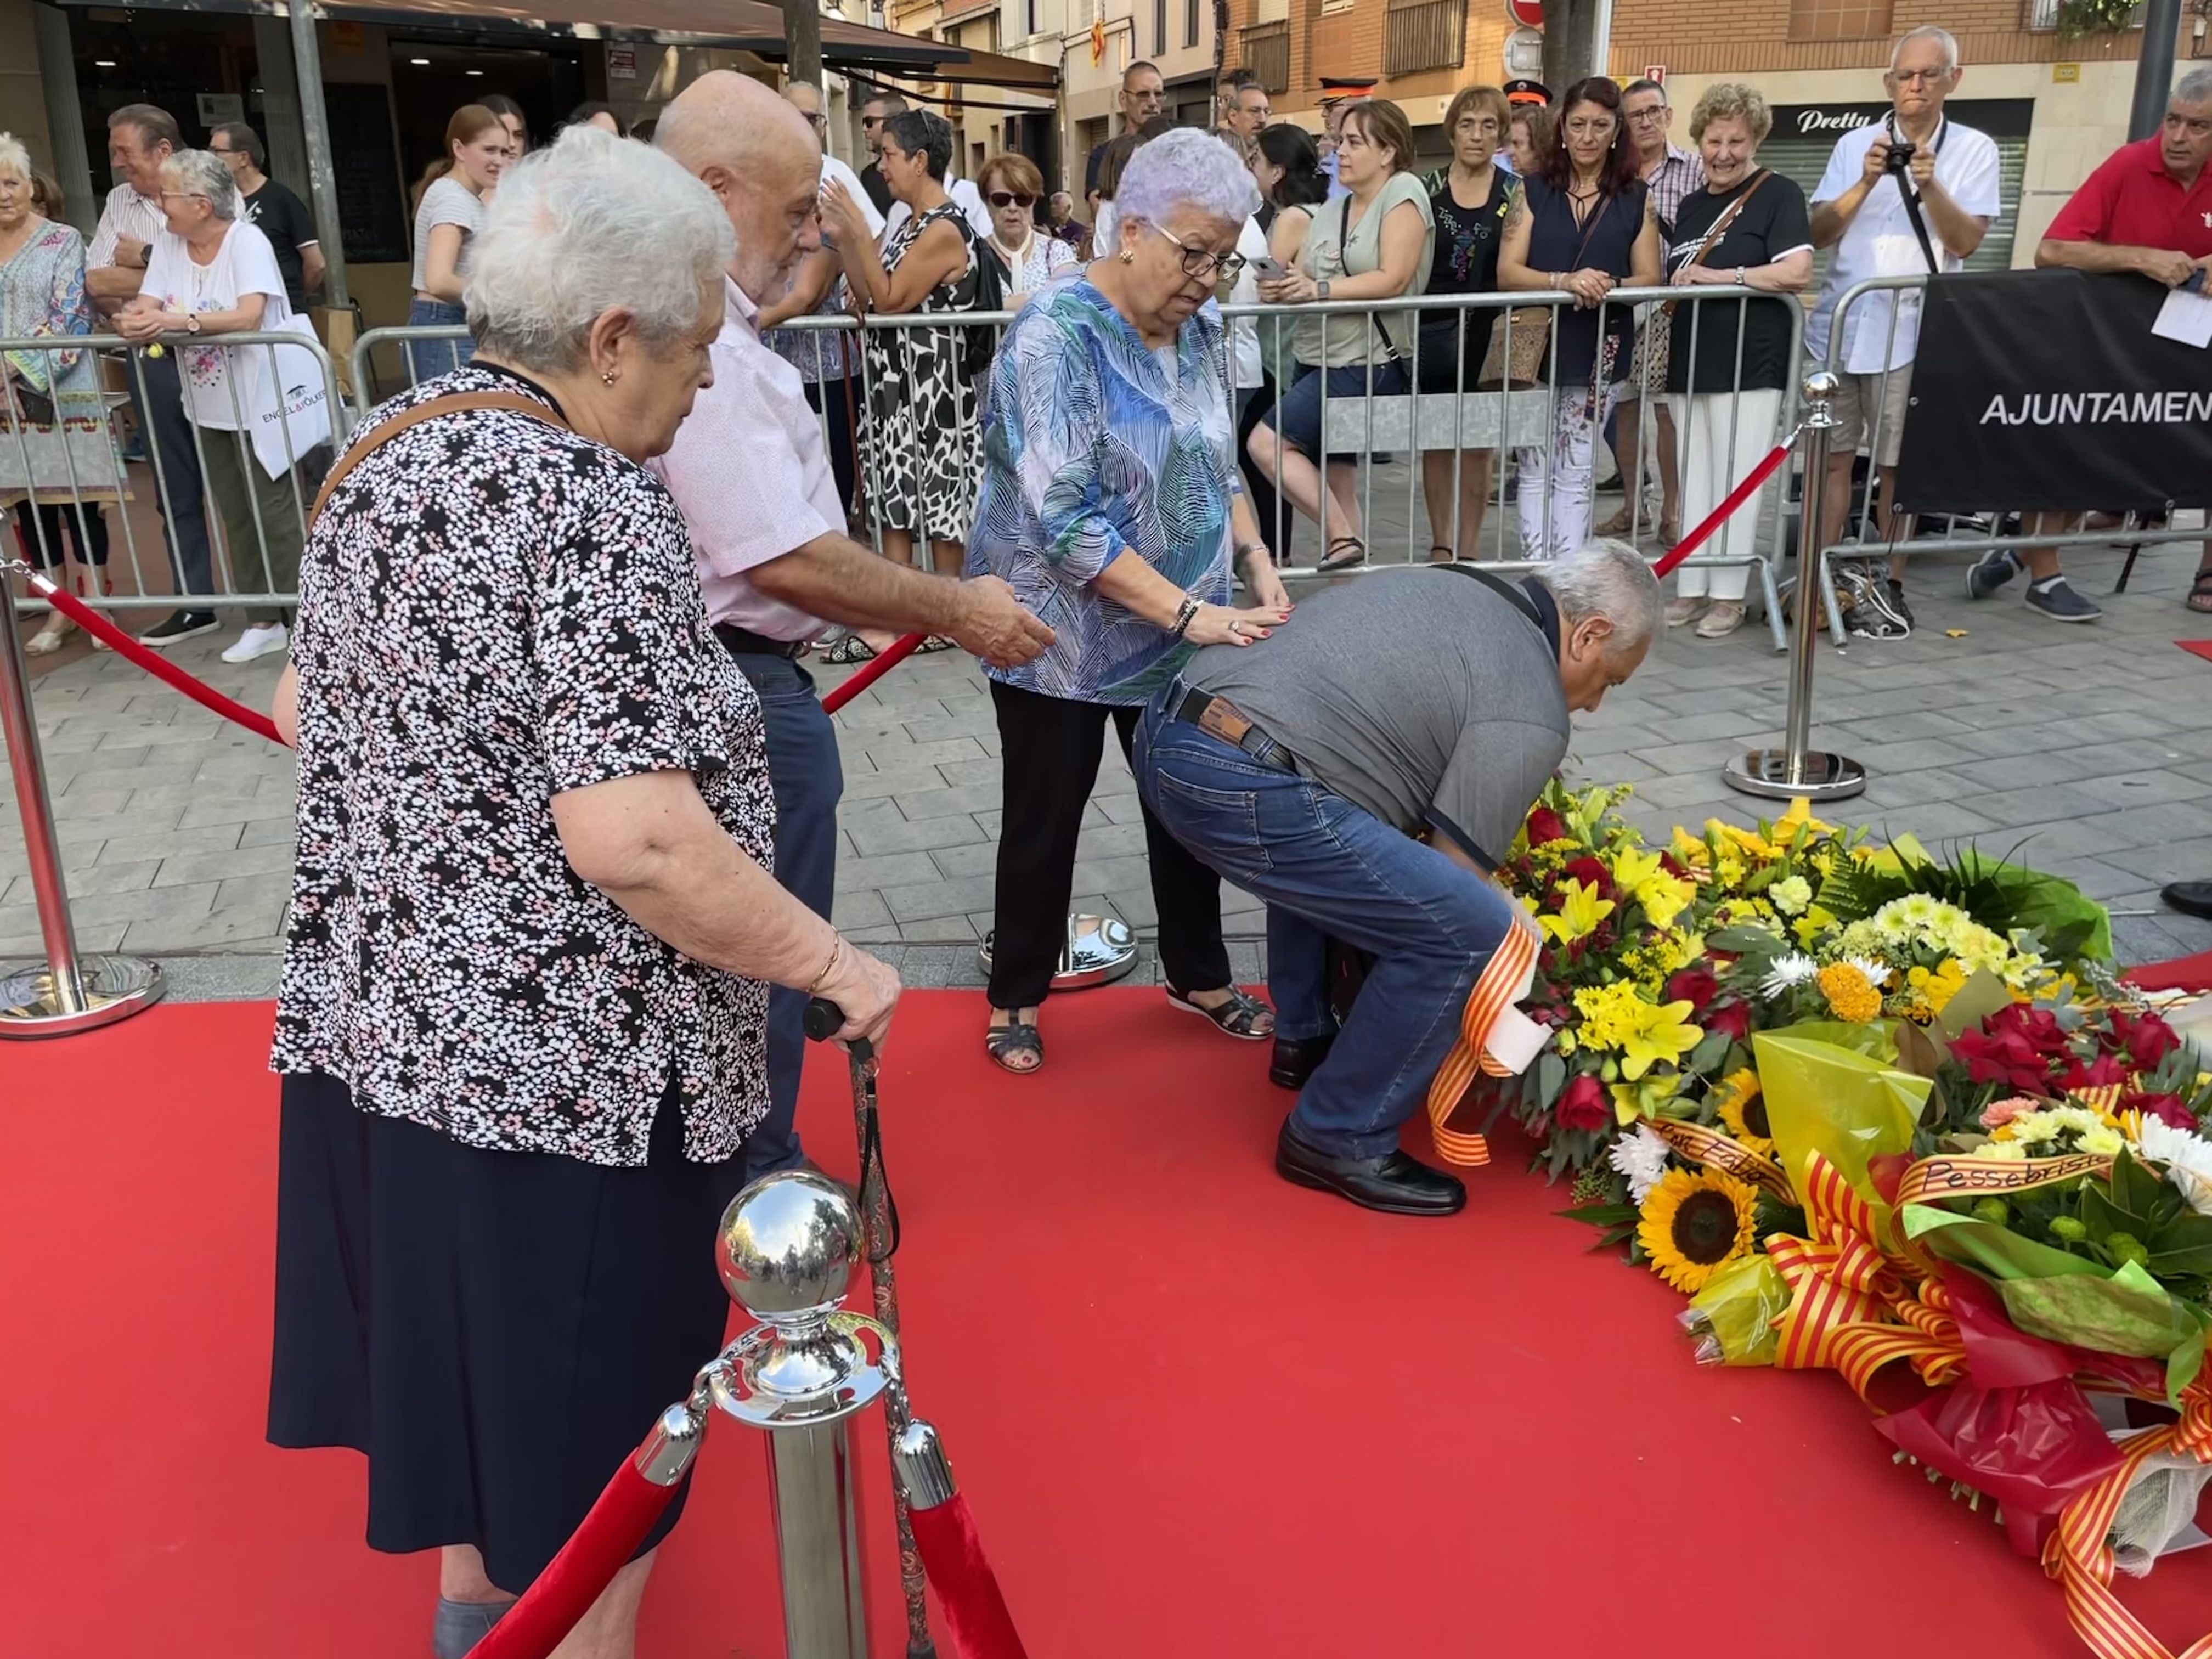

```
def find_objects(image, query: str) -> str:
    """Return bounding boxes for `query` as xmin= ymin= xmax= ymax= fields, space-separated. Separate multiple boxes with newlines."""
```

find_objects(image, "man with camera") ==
xmin=1805 ymin=25 xmax=2000 ymax=638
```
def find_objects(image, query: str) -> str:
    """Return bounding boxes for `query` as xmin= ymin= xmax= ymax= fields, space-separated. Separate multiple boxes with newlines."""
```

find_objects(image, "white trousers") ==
xmin=1666 ymin=388 xmax=1782 ymax=602
xmin=1516 ymin=380 xmax=1622 ymax=561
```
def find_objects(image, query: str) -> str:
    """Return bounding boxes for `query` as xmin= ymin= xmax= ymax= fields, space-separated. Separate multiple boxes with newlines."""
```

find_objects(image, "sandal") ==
xmin=1593 ymin=506 xmax=1634 ymax=537
xmin=984 ymin=1008 xmax=1044 ymax=1074
xmin=819 ymin=634 xmax=877 ymax=665
xmin=1427 ymin=544 xmax=1454 ymax=565
xmin=1165 ymin=984 xmax=1276 ymax=1041
xmin=24 ymin=616 xmax=76 ymax=656
xmin=1316 ymin=536 xmax=1366 ymax=573
xmin=916 ymin=634 xmax=958 ymax=653
xmin=1660 ymin=516 xmax=1682 ymax=549
xmin=2188 ymin=569 xmax=2212 ymax=614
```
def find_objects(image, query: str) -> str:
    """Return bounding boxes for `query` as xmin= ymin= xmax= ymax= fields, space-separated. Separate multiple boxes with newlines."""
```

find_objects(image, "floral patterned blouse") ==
xmin=272 ymin=364 xmax=777 ymax=1167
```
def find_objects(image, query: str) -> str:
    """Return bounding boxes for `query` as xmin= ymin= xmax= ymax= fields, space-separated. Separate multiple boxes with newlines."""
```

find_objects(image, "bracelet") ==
xmin=1170 ymin=594 xmax=1201 ymax=639
xmin=1234 ymin=541 xmax=1268 ymax=565
xmin=806 ymin=933 xmax=844 ymax=994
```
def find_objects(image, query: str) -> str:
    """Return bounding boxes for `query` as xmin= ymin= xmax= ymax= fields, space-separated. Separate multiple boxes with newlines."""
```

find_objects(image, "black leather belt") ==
xmin=1171 ymin=685 xmax=1298 ymax=773
xmin=713 ymin=622 xmax=810 ymax=661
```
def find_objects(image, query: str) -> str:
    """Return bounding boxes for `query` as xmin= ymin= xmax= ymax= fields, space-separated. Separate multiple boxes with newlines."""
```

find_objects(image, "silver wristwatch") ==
xmin=1733 ymin=267 xmax=1747 ymax=286
xmin=1316 ymin=278 xmax=1331 ymax=302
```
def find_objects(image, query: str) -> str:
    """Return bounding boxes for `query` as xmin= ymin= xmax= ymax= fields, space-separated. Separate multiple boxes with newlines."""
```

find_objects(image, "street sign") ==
xmin=1506 ymin=0 xmax=1542 ymax=27
xmin=1643 ymin=64 xmax=1666 ymax=83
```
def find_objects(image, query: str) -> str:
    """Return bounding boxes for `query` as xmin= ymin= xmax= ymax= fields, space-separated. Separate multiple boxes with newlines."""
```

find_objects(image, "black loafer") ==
xmin=1269 ymin=1032 xmax=1335 ymax=1091
xmin=1273 ymin=1120 xmax=1465 ymax=1216
xmin=2163 ymin=881 xmax=2212 ymax=922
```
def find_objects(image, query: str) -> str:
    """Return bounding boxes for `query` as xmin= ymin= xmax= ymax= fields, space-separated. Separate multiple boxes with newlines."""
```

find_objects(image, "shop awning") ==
xmin=55 ymin=0 xmax=1059 ymax=89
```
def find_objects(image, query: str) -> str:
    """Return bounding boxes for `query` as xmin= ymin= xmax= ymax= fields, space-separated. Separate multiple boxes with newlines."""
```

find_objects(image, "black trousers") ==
xmin=803 ymin=373 xmax=860 ymax=520
xmin=988 ymin=678 xmax=1232 ymax=1011
xmin=1237 ymin=378 xmax=1293 ymax=564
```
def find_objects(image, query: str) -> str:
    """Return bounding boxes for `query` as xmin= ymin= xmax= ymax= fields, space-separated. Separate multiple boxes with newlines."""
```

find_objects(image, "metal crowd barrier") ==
xmin=355 ymin=288 xmax=1804 ymax=650
xmin=1812 ymin=274 xmax=2208 ymax=644
xmin=2 ymin=330 xmax=345 ymax=620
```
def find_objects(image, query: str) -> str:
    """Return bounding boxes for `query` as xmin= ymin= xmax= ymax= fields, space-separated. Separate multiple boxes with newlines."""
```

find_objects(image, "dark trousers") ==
xmin=730 ymin=651 xmax=844 ymax=1182
xmin=12 ymin=499 xmax=109 ymax=569
xmin=986 ymin=677 xmax=1231 ymax=1011
xmin=803 ymin=374 xmax=860 ymax=519
xmin=1237 ymin=379 xmax=1292 ymax=563
xmin=129 ymin=348 xmax=215 ymax=601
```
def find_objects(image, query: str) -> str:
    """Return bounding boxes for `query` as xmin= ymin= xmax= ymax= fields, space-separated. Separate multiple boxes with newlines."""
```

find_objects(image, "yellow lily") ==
xmin=1637 ymin=873 xmax=1696 ymax=931
xmin=1538 ymin=877 xmax=1615 ymax=946
xmin=1620 ymin=997 xmax=1702 ymax=1080
xmin=1611 ymin=1071 xmax=1683 ymax=1125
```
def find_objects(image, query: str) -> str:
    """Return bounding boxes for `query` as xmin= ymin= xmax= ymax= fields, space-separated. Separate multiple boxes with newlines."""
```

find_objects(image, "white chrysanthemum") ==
xmin=1609 ymin=1123 xmax=1673 ymax=1205
xmin=2136 ymin=1117 xmax=2212 ymax=1217
xmin=1844 ymin=955 xmax=1892 ymax=988
xmin=1761 ymin=953 xmax=1818 ymax=1000
xmin=2080 ymin=1127 xmax=2126 ymax=1158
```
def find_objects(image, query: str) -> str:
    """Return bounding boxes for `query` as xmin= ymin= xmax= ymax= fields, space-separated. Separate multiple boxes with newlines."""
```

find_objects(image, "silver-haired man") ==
xmin=1133 ymin=543 xmax=1661 ymax=1217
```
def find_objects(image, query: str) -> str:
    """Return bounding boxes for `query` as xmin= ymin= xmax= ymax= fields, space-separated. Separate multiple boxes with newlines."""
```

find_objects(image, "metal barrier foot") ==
xmin=1 ymin=954 xmax=166 ymax=1036
xmin=1722 ymin=748 xmax=1867 ymax=803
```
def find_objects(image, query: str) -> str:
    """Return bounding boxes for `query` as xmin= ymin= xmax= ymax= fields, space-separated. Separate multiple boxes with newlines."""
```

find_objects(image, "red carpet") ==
xmin=6 ymin=991 xmax=2211 ymax=1658
xmin=2179 ymin=641 xmax=2212 ymax=665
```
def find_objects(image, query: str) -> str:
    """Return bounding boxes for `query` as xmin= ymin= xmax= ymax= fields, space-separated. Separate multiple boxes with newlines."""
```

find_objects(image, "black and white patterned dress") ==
xmin=861 ymin=201 xmax=983 ymax=544
xmin=271 ymin=363 xmax=777 ymax=1166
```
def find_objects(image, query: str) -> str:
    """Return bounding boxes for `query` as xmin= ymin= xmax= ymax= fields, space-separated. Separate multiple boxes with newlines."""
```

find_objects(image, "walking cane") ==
xmin=804 ymin=995 xmax=936 ymax=1659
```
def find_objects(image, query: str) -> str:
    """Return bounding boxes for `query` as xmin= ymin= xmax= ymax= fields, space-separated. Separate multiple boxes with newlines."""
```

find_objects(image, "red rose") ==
xmin=1561 ymin=856 xmax=1616 ymax=899
xmin=1660 ymin=852 xmax=1695 ymax=881
xmin=1525 ymin=806 xmax=1570 ymax=847
xmin=1950 ymin=1025 xmax=2057 ymax=1095
xmin=2062 ymin=1050 xmax=2130 ymax=1092
xmin=1706 ymin=999 xmax=1752 ymax=1043
xmin=2123 ymin=1090 xmax=2198 ymax=1131
xmin=1556 ymin=1073 xmax=1609 ymax=1132
xmin=1666 ymin=966 xmax=1719 ymax=1008
xmin=2106 ymin=1010 xmax=2182 ymax=1073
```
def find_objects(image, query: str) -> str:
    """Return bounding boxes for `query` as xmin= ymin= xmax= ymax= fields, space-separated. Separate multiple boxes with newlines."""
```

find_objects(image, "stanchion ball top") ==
xmin=716 ymin=1170 xmax=862 ymax=1317
xmin=1802 ymin=369 xmax=1841 ymax=404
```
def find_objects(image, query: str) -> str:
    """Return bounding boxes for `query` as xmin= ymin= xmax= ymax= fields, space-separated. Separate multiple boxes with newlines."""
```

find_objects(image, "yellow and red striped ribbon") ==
xmin=1764 ymin=1153 xmax=1906 ymax=1373
xmin=2041 ymin=1385 xmax=2212 ymax=1659
xmin=1651 ymin=1119 xmax=1795 ymax=1201
xmin=1424 ymin=916 xmax=1541 ymax=1168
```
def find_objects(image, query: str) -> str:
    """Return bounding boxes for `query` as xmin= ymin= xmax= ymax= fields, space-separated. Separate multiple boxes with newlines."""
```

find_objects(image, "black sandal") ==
xmin=1428 ymin=544 xmax=1454 ymax=565
xmin=819 ymin=635 xmax=877 ymax=665
xmin=1165 ymin=985 xmax=1275 ymax=1041
xmin=2188 ymin=569 xmax=2212 ymax=614
xmin=1317 ymin=536 xmax=1367 ymax=573
xmin=984 ymin=1008 xmax=1044 ymax=1074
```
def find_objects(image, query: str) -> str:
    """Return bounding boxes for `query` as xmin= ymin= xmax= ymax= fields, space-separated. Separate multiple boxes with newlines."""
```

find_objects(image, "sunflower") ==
xmin=1637 ymin=1168 xmax=1759 ymax=1295
xmin=1714 ymin=1068 xmax=1773 ymax=1154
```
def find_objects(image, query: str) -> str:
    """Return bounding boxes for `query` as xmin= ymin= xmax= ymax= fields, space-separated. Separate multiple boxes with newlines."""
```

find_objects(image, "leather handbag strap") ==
xmin=1660 ymin=170 xmax=1771 ymax=319
xmin=307 ymin=390 xmax=568 ymax=532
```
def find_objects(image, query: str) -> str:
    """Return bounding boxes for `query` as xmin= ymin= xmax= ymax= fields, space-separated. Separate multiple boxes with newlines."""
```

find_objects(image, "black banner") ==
xmin=1895 ymin=270 xmax=2212 ymax=514
xmin=1766 ymin=98 xmax=2034 ymax=144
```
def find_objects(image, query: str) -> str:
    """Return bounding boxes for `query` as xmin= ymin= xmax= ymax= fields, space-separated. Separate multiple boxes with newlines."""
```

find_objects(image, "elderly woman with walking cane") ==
xmin=967 ymin=127 xmax=1293 ymax=1074
xmin=264 ymin=127 xmax=901 ymax=1659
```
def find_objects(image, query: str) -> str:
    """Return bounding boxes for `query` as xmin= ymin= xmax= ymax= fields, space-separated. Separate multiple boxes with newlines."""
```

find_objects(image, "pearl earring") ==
xmin=601 ymin=371 xmax=617 ymax=386
xmin=1118 ymin=248 xmax=1135 ymax=264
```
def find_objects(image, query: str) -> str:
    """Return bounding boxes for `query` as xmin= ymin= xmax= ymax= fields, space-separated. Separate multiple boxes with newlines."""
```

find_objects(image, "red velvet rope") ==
xmin=819 ymin=631 xmax=927 ymax=715
xmin=473 ymin=1456 xmax=684 ymax=1659
xmin=23 ymin=574 xmax=286 ymax=745
xmin=907 ymin=1492 xmax=1029 ymax=1659
xmin=1650 ymin=436 xmax=1796 ymax=580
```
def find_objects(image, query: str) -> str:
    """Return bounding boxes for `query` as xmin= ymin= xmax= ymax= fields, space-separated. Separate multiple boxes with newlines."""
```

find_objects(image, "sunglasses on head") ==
xmin=988 ymin=190 xmax=1035 ymax=209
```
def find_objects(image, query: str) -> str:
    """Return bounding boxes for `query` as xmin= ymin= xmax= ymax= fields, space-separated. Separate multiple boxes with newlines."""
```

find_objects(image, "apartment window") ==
xmin=1186 ymin=0 xmax=1200 ymax=49
xmin=1787 ymin=0 xmax=1894 ymax=40
xmin=1154 ymin=0 xmax=1166 ymax=55
xmin=1384 ymin=0 xmax=1466 ymax=76
xmin=1242 ymin=20 xmax=1289 ymax=94
xmin=2022 ymin=0 xmax=2060 ymax=27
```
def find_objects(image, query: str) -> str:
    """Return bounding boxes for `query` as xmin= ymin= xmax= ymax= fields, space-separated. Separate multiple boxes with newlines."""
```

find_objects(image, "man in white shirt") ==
xmin=1805 ymin=25 xmax=2001 ymax=638
xmin=85 ymin=103 xmax=223 ymax=647
xmin=651 ymin=72 xmax=1053 ymax=1183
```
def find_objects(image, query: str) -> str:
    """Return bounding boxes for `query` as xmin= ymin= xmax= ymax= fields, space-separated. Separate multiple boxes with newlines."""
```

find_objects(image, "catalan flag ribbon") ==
xmin=1764 ymin=1153 xmax=1906 ymax=1374
xmin=1423 ymin=913 xmax=1542 ymax=1169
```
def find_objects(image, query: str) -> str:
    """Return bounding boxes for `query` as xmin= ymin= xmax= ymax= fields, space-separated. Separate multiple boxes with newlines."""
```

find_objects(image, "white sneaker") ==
xmin=221 ymin=622 xmax=289 ymax=664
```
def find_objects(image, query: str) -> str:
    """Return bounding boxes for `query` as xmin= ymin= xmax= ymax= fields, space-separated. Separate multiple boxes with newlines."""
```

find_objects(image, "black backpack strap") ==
xmin=1440 ymin=563 xmax=1544 ymax=631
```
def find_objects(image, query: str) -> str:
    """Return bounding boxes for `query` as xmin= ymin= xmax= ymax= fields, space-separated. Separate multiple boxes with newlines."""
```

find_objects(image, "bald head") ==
xmin=656 ymin=70 xmax=824 ymax=304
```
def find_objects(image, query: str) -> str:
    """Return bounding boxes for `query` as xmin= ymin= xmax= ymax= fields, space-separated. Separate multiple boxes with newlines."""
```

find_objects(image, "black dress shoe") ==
xmin=1269 ymin=1032 xmax=1335 ymax=1091
xmin=1273 ymin=1120 xmax=1465 ymax=1216
xmin=2163 ymin=881 xmax=2212 ymax=922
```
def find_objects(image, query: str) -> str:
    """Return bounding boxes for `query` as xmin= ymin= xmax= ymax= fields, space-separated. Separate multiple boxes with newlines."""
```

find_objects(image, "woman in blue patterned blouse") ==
xmin=967 ymin=127 xmax=1294 ymax=1074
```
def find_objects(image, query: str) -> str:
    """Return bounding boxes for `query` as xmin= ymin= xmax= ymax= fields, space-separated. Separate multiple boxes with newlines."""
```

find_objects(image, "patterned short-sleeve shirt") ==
xmin=272 ymin=365 xmax=777 ymax=1167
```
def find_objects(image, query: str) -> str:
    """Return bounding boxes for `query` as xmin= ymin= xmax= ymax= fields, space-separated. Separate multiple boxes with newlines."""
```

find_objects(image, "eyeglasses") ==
xmin=987 ymin=190 xmax=1035 ymax=209
xmin=158 ymin=190 xmax=209 ymax=202
xmin=1150 ymin=222 xmax=1245 ymax=281
xmin=1890 ymin=67 xmax=1951 ymax=85
xmin=803 ymin=111 xmax=827 ymax=128
xmin=1624 ymin=106 xmax=1669 ymax=123
xmin=861 ymin=115 xmax=886 ymax=129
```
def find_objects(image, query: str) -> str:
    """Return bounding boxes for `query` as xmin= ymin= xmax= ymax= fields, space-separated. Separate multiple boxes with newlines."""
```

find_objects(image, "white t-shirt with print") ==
xmin=1804 ymin=116 xmax=2002 ymax=375
xmin=141 ymin=220 xmax=291 ymax=431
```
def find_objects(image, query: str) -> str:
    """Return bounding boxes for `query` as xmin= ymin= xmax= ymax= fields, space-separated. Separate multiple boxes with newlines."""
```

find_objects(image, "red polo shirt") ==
xmin=2045 ymin=137 xmax=2212 ymax=257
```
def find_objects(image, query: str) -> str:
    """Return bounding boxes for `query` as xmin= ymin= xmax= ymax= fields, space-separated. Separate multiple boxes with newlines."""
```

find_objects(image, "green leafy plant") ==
xmin=2055 ymin=0 xmax=2140 ymax=38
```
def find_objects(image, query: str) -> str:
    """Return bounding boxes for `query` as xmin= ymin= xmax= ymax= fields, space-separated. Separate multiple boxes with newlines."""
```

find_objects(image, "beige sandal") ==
xmin=24 ymin=613 xmax=76 ymax=656
xmin=1694 ymin=600 xmax=1748 ymax=639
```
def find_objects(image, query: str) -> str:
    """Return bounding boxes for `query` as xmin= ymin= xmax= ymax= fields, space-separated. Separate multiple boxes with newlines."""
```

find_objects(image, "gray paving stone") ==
xmin=844 ymin=811 xmax=990 ymax=857
xmin=178 ymin=789 xmax=297 ymax=828
xmin=861 ymin=736 xmax=987 ymax=771
xmin=127 ymin=897 xmax=287 ymax=951
xmin=92 ymin=822 xmax=246 ymax=867
xmin=153 ymin=840 xmax=298 ymax=889
xmin=889 ymin=783 xmax=1004 ymax=821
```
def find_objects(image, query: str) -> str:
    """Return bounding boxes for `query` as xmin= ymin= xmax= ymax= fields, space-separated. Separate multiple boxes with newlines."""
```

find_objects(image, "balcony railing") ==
xmin=1242 ymin=20 xmax=1289 ymax=94
xmin=1384 ymin=0 xmax=1466 ymax=77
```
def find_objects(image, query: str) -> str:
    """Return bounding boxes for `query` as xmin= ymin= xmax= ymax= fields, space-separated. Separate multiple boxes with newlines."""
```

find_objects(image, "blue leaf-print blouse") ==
xmin=964 ymin=274 xmax=1241 ymax=706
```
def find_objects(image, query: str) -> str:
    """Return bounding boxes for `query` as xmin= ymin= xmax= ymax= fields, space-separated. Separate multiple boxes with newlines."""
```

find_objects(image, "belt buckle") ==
xmin=1197 ymin=697 xmax=1254 ymax=747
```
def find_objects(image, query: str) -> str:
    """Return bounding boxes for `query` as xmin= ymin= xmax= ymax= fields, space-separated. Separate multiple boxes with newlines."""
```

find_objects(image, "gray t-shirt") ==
xmin=410 ymin=175 xmax=483 ymax=294
xmin=1182 ymin=567 xmax=1569 ymax=870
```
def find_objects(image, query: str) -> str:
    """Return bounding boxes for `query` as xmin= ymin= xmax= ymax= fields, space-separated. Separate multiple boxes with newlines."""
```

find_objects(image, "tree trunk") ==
xmin=1541 ymin=0 xmax=1598 ymax=95
xmin=1213 ymin=0 xmax=1230 ymax=123
xmin=783 ymin=0 xmax=823 ymax=90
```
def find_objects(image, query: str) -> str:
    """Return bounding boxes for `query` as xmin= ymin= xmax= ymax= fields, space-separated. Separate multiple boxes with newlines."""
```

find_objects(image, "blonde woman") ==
xmin=408 ymin=104 xmax=510 ymax=376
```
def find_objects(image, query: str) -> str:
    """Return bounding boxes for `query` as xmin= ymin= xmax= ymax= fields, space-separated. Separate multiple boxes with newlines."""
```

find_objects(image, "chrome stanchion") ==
xmin=712 ymin=1170 xmax=890 ymax=1659
xmin=1723 ymin=371 xmax=1867 ymax=803
xmin=977 ymin=911 xmax=1138 ymax=991
xmin=1 ymin=568 xmax=165 ymax=1035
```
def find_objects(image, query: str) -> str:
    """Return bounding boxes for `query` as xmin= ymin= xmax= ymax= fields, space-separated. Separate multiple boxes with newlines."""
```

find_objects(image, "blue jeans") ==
xmin=1133 ymin=688 xmax=1520 ymax=1160
xmin=405 ymin=297 xmax=475 ymax=380
xmin=1266 ymin=358 xmax=1411 ymax=462
xmin=730 ymin=652 xmax=843 ymax=1181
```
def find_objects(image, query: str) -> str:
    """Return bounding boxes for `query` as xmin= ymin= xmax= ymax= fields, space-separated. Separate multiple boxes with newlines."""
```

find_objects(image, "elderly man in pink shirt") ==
xmin=652 ymin=71 xmax=1052 ymax=1182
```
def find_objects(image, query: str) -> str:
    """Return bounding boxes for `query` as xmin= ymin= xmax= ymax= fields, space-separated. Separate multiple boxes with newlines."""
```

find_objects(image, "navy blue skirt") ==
xmin=267 ymin=1070 xmax=744 ymax=1594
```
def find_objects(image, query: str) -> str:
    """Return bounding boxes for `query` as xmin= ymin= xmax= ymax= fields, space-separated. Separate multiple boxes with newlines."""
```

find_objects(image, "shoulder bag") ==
xmin=307 ymin=389 xmax=568 ymax=532
xmin=1479 ymin=185 xmax=1613 ymax=391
